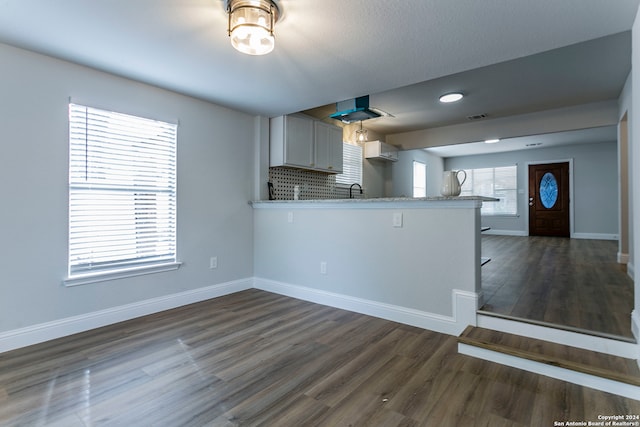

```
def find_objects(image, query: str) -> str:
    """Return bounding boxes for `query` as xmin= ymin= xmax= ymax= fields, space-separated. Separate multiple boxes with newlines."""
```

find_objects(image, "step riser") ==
xmin=477 ymin=314 xmax=638 ymax=359
xmin=459 ymin=343 xmax=640 ymax=400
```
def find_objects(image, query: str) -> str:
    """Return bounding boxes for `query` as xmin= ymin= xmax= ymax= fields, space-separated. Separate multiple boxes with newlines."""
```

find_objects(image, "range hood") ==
xmin=329 ymin=95 xmax=381 ymax=123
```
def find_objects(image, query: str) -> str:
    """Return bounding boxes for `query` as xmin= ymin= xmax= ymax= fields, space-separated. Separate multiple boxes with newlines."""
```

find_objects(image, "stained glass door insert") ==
xmin=539 ymin=172 xmax=558 ymax=209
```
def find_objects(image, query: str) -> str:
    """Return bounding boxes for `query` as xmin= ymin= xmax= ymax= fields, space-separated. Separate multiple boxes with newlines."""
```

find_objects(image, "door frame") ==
xmin=524 ymin=158 xmax=574 ymax=237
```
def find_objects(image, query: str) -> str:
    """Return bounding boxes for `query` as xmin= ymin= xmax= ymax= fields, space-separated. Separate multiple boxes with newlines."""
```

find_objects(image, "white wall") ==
xmin=0 ymin=43 xmax=256 ymax=333
xmin=388 ymin=101 xmax=620 ymax=150
xmin=618 ymin=73 xmax=632 ymax=265
xmin=444 ymin=141 xmax=619 ymax=238
xmin=632 ymin=7 xmax=640 ymax=338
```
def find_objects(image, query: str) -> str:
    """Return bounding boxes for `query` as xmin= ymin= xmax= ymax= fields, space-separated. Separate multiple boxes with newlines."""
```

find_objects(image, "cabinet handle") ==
xmin=328 ymin=166 xmax=333 ymax=170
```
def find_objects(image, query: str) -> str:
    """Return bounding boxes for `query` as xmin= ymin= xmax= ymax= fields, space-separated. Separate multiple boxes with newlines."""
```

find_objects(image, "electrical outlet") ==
xmin=320 ymin=261 xmax=327 ymax=275
xmin=287 ymin=211 xmax=294 ymax=223
xmin=210 ymin=256 xmax=218 ymax=269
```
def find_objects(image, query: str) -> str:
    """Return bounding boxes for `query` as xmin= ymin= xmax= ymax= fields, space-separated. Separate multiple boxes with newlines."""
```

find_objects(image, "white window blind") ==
xmin=413 ymin=161 xmax=426 ymax=197
xmin=336 ymin=143 xmax=362 ymax=185
xmin=460 ymin=165 xmax=517 ymax=215
xmin=68 ymin=103 xmax=177 ymax=277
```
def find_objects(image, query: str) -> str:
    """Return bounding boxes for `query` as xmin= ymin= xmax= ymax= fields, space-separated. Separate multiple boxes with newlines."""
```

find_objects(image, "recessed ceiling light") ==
xmin=439 ymin=92 xmax=464 ymax=103
xmin=484 ymin=138 xmax=500 ymax=144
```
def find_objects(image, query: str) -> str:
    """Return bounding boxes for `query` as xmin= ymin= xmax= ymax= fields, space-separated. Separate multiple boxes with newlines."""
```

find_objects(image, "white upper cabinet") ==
xmin=270 ymin=115 xmax=314 ymax=168
xmin=314 ymin=120 xmax=343 ymax=173
xmin=270 ymin=114 xmax=343 ymax=174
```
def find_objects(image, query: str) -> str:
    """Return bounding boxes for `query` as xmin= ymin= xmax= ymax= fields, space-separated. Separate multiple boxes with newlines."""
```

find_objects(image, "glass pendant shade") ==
xmin=227 ymin=0 xmax=279 ymax=55
xmin=356 ymin=121 xmax=368 ymax=142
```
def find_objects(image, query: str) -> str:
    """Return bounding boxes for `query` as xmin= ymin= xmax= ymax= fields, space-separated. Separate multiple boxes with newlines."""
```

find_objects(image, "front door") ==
xmin=528 ymin=162 xmax=570 ymax=237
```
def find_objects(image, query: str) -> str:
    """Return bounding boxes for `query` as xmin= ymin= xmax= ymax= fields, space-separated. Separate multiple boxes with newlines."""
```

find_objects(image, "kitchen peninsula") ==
xmin=252 ymin=196 xmax=496 ymax=336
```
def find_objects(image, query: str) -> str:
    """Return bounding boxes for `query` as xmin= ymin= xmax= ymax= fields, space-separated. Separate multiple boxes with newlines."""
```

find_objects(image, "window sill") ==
xmin=63 ymin=262 xmax=182 ymax=287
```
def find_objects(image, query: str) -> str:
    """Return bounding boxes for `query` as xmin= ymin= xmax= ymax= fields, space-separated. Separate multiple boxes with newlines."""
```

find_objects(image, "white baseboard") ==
xmin=0 ymin=276 xmax=479 ymax=354
xmin=253 ymin=277 xmax=478 ymax=336
xmin=633 ymin=310 xmax=640 ymax=348
xmin=0 ymin=278 xmax=253 ymax=354
xmin=458 ymin=343 xmax=640 ymax=400
xmin=481 ymin=229 xmax=527 ymax=236
xmin=618 ymin=252 xmax=630 ymax=264
xmin=572 ymin=232 xmax=618 ymax=240
xmin=483 ymin=230 xmax=619 ymax=241
xmin=477 ymin=313 xmax=638 ymax=359
xmin=628 ymin=261 xmax=635 ymax=280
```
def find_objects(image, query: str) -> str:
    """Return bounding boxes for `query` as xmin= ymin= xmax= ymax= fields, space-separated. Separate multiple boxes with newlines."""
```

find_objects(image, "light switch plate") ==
xmin=393 ymin=212 xmax=403 ymax=228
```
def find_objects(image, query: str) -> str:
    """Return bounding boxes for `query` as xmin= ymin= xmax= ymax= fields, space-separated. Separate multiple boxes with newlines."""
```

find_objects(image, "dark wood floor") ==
xmin=480 ymin=235 xmax=635 ymax=340
xmin=2 ymin=289 xmax=639 ymax=426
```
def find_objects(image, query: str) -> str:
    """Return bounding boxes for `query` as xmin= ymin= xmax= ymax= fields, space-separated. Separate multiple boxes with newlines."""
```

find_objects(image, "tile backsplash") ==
xmin=268 ymin=167 xmax=362 ymax=200
xmin=268 ymin=167 xmax=335 ymax=200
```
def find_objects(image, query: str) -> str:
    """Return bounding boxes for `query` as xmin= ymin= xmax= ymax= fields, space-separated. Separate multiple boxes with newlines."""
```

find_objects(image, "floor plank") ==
xmin=480 ymin=235 xmax=635 ymax=339
xmin=1 ymin=289 xmax=639 ymax=426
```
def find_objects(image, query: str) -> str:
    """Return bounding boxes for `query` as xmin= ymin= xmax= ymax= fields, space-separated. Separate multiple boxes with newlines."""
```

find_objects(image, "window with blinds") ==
xmin=336 ymin=143 xmax=362 ymax=185
xmin=460 ymin=165 xmax=518 ymax=215
xmin=68 ymin=103 xmax=177 ymax=278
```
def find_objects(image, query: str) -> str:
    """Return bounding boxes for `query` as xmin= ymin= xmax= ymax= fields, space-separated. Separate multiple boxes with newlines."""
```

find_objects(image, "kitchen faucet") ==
xmin=349 ymin=183 xmax=363 ymax=199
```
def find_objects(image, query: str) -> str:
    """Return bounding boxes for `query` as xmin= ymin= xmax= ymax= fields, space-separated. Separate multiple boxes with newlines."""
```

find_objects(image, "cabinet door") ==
xmin=284 ymin=115 xmax=314 ymax=168
xmin=314 ymin=121 xmax=343 ymax=173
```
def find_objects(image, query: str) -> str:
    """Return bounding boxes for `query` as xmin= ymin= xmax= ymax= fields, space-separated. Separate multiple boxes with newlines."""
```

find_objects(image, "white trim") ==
xmin=481 ymin=229 xmax=527 ymax=236
xmin=477 ymin=313 xmax=638 ymax=359
xmin=458 ymin=343 xmax=640 ymax=400
xmin=632 ymin=310 xmax=640 ymax=347
xmin=0 ymin=278 xmax=252 ymax=354
xmin=618 ymin=252 xmax=630 ymax=264
xmin=63 ymin=262 xmax=183 ymax=287
xmin=69 ymin=96 xmax=179 ymax=126
xmin=253 ymin=277 xmax=478 ymax=336
xmin=628 ymin=261 xmax=635 ymax=280
xmin=571 ymin=232 xmax=618 ymax=240
xmin=482 ymin=230 xmax=619 ymax=240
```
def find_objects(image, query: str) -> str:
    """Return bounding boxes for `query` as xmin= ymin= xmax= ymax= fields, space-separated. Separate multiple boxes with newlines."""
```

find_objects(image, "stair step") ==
xmin=458 ymin=326 xmax=640 ymax=387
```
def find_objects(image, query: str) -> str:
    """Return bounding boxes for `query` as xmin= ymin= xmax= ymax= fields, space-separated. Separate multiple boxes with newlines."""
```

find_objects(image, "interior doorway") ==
xmin=480 ymin=156 xmax=633 ymax=341
xmin=528 ymin=162 xmax=570 ymax=237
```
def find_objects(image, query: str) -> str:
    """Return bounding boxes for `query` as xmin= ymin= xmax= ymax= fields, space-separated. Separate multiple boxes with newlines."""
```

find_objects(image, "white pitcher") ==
xmin=441 ymin=170 xmax=467 ymax=196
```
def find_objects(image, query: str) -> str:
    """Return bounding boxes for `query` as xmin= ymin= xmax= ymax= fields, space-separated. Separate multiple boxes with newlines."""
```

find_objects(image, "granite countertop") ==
xmin=252 ymin=196 xmax=498 ymax=203
xmin=250 ymin=196 xmax=498 ymax=208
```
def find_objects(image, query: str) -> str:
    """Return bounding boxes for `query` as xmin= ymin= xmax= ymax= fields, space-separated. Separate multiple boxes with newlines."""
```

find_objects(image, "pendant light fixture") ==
xmin=356 ymin=121 xmax=368 ymax=143
xmin=226 ymin=0 xmax=281 ymax=56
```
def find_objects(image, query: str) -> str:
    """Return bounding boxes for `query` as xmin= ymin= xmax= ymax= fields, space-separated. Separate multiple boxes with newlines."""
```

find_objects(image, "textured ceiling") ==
xmin=425 ymin=125 xmax=618 ymax=157
xmin=0 ymin=0 xmax=637 ymax=156
xmin=304 ymin=31 xmax=631 ymax=136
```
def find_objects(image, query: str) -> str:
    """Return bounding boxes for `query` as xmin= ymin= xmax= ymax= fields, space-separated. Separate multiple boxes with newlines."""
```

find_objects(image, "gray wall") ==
xmin=444 ymin=141 xmax=619 ymax=238
xmin=253 ymin=203 xmax=480 ymax=318
xmin=0 ymin=43 xmax=256 ymax=333
xmin=390 ymin=149 xmax=444 ymax=198
xmin=362 ymin=158 xmax=389 ymax=198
